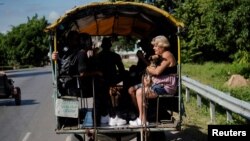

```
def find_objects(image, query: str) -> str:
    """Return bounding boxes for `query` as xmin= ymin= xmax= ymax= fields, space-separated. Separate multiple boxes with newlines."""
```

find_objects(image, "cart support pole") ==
xmin=51 ymin=30 xmax=60 ymax=129
xmin=141 ymin=73 xmax=148 ymax=141
xmin=141 ymin=74 xmax=145 ymax=141
xmin=92 ymin=78 xmax=97 ymax=141
xmin=177 ymin=26 xmax=183 ymax=122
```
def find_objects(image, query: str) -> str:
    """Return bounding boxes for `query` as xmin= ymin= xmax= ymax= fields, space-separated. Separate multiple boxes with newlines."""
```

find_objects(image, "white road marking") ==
xmin=22 ymin=132 xmax=31 ymax=141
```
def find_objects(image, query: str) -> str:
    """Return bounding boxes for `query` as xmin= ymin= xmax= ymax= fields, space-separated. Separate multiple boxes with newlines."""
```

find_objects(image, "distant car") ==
xmin=0 ymin=71 xmax=21 ymax=105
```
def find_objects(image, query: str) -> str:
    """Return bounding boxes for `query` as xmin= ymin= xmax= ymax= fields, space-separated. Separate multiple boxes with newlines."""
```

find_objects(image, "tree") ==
xmin=2 ymin=14 xmax=49 ymax=67
xmin=0 ymin=33 xmax=6 ymax=66
xmin=175 ymin=0 xmax=250 ymax=63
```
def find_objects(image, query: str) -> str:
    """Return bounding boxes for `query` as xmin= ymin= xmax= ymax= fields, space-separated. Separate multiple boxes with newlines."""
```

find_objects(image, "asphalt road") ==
xmin=0 ymin=67 xmax=68 ymax=141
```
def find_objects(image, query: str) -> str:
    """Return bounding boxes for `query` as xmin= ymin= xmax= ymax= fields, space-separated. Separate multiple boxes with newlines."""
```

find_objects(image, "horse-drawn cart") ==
xmin=45 ymin=1 xmax=185 ymax=141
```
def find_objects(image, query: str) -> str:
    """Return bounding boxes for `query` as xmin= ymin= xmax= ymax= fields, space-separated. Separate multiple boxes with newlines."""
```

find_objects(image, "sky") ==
xmin=0 ymin=0 xmax=102 ymax=34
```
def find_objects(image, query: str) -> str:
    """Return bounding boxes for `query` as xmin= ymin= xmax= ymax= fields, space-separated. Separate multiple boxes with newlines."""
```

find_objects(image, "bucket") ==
xmin=83 ymin=108 xmax=93 ymax=127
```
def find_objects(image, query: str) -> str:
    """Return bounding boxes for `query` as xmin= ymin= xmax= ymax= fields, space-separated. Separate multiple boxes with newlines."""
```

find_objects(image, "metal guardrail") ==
xmin=181 ymin=75 xmax=250 ymax=122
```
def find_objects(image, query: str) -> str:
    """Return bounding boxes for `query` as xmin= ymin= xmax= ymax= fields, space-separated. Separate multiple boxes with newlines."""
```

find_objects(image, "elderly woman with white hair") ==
xmin=129 ymin=35 xmax=178 ymax=126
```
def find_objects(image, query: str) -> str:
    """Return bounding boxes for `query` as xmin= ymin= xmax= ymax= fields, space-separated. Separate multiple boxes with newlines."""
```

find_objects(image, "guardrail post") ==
xmin=185 ymin=87 xmax=190 ymax=102
xmin=182 ymin=76 xmax=250 ymax=123
xmin=197 ymin=94 xmax=202 ymax=107
xmin=225 ymin=92 xmax=233 ymax=123
xmin=209 ymin=101 xmax=215 ymax=123
xmin=226 ymin=110 xmax=232 ymax=122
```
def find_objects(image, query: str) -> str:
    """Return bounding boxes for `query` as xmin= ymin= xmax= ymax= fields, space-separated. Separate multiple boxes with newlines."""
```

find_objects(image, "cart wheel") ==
xmin=14 ymin=87 xmax=21 ymax=105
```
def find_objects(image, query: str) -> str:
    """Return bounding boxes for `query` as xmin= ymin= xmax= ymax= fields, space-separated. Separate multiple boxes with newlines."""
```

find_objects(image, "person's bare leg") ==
xmin=128 ymin=86 xmax=138 ymax=109
xmin=137 ymin=87 xmax=156 ymax=124
xmin=147 ymin=91 xmax=158 ymax=99
xmin=136 ymin=88 xmax=146 ymax=123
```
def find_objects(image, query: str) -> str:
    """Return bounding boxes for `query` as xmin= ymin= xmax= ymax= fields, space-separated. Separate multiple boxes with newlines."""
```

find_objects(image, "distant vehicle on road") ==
xmin=0 ymin=71 xmax=21 ymax=105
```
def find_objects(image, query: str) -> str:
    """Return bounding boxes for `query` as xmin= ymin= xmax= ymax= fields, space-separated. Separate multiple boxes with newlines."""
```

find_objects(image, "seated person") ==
xmin=52 ymin=31 xmax=114 ymax=126
xmin=52 ymin=31 xmax=103 ymax=97
xmin=52 ymin=31 xmax=86 ymax=96
xmin=127 ymin=39 xmax=154 ymax=115
xmin=128 ymin=35 xmax=178 ymax=126
xmin=127 ymin=39 xmax=154 ymax=86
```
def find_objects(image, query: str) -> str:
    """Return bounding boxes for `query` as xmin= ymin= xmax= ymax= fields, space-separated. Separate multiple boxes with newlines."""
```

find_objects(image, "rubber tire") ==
xmin=14 ymin=87 xmax=21 ymax=105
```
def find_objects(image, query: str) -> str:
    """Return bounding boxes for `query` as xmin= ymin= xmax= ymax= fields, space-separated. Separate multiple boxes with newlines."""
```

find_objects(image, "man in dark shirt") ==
xmin=52 ymin=31 xmax=113 ymax=126
xmin=97 ymin=37 xmax=127 ymax=126
xmin=98 ymin=37 xmax=126 ymax=86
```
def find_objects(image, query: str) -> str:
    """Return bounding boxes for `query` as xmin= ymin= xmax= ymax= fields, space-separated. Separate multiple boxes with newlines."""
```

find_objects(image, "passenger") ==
xmin=51 ymin=31 xmax=112 ymax=126
xmin=98 ymin=37 xmax=126 ymax=85
xmin=128 ymin=40 xmax=154 ymax=85
xmin=129 ymin=35 xmax=178 ymax=126
xmin=52 ymin=31 xmax=101 ymax=96
xmin=96 ymin=37 xmax=127 ymax=126
xmin=127 ymin=40 xmax=154 ymax=112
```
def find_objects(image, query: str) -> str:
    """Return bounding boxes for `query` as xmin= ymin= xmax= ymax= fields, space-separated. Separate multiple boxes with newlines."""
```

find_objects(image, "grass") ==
xmin=180 ymin=62 xmax=250 ymax=140
xmin=182 ymin=62 xmax=250 ymax=101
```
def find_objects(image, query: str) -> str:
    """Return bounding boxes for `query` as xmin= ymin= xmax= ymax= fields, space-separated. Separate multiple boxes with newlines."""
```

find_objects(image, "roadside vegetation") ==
xmin=0 ymin=15 xmax=49 ymax=68
xmin=182 ymin=62 xmax=250 ymax=101
xmin=180 ymin=62 xmax=250 ymax=140
xmin=1 ymin=0 xmax=250 ymax=68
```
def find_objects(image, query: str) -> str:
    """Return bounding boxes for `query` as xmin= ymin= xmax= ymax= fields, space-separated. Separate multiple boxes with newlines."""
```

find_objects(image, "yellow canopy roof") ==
xmin=45 ymin=1 xmax=184 ymax=39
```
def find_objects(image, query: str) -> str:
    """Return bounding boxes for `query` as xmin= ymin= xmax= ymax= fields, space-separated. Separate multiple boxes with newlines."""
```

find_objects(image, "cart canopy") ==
xmin=45 ymin=1 xmax=184 ymax=40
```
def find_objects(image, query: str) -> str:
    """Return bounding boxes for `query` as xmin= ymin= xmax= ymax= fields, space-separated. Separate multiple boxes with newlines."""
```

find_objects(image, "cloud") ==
xmin=48 ymin=11 xmax=59 ymax=23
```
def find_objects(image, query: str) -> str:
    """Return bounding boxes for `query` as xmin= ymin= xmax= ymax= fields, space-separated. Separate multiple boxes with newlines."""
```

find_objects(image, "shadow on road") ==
xmin=7 ymin=70 xmax=51 ymax=78
xmin=163 ymin=125 xmax=207 ymax=141
xmin=0 ymin=99 xmax=39 ymax=106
